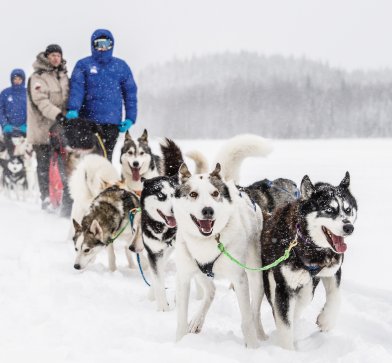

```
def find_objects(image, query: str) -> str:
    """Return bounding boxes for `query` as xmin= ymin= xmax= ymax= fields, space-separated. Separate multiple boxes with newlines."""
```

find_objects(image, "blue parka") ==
xmin=67 ymin=29 xmax=137 ymax=125
xmin=0 ymin=69 xmax=27 ymax=127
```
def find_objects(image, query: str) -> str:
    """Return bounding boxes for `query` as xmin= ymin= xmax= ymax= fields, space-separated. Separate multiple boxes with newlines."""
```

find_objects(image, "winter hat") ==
xmin=45 ymin=44 xmax=63 ymax=57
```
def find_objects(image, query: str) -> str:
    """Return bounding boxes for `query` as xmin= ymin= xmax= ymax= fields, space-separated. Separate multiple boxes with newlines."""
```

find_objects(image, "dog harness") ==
xmin=195 ymin=253 xmax=222 ymax=278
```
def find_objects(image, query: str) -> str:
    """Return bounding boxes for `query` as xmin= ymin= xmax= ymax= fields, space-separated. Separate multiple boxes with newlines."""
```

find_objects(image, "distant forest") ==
xmin=138 ymin=52 xmax=392 ymax=138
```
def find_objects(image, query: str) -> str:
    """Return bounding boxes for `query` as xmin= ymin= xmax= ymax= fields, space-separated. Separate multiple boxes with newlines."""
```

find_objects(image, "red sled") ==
xmin=49 ymin=152 xmax=64 ymax=208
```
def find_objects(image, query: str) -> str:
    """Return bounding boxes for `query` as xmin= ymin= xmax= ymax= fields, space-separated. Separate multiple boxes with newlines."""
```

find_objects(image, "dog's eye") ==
xmin=211 ymin=190 xmax=219 ymax=198
xmin=75 ymin=247 xmax=78 ymax=252
xmin=190 ymin=191 xmax=198 ymax=199
xmin=140 ymin=151 xmax=144 ymax=155
xmin=325 ymin=207 xmax=334 ymax=214
xmin=345 ymin=207 xmax=351 ymax=214
xmin=84 ymin=248 xmax=90 ymax=254
xmin=157 ymin=192 xmax=164 ymax=199
xmin=128 ymin=151 xmax=133 ymax=155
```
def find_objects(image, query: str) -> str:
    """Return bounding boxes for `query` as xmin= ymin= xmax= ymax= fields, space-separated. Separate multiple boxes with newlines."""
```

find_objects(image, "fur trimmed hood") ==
xmin=32 ymin=52 xmax=67 ymax=73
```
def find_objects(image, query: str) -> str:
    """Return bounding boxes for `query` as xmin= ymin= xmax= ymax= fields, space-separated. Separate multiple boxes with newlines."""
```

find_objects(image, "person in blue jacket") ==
xmin=66 ymin=29 xmax=138 ymax=160
xmin=0 ymin=69 xmax=27 ymax=154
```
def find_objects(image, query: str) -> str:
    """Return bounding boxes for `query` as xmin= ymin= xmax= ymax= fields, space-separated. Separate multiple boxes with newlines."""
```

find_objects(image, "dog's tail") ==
xmin=160 ymin=138 xmax=184 ymax=181
xmin=186 ymin=150 xmax=209 ymax=174
xmin=213 ymin=134 xmax=273 ymax=183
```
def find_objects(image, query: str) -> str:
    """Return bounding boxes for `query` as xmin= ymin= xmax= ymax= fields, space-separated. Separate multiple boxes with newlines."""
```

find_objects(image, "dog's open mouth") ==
xmin=191 ymin=214 xmax=215 ymax=236
xmin=129 ymin=165 xmax=140 ymax=181
xmin=157 ymin=209 xmax=177 ymax=228
xmin=322 ymin=226 xmax=347 ymax=253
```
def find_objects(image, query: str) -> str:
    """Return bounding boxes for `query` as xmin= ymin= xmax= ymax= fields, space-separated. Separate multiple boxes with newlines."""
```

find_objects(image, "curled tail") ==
xmin=160 ymin=138 xmax=184 ymax=182
xmin=186 ymin=150 xmax=209 ymax=174
xmin=213 ymin=134 xmax=273 ymax=183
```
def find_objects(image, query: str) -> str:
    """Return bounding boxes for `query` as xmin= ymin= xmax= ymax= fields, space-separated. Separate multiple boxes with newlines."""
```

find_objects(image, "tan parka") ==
xmin=26 ymin=52 xmax=69 ymax=145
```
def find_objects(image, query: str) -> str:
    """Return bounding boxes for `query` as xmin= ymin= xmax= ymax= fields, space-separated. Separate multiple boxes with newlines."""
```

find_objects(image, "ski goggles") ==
xmin=93 ymin=38 xmax=113 ymax=51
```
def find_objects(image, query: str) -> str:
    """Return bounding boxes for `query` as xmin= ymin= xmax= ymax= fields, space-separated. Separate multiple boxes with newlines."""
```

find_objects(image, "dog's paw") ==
xmin=245 ymin=338 xmax=261 ymax=349
xmin=188 ymin=314 xmax=205 ymax=334
xmin=317 ymin=311 xmax=336 ymax=332
xmin=156 ymin=302 xmax=170 ymax=312
xmin=257 ymin=329 xmax=269 ymax=341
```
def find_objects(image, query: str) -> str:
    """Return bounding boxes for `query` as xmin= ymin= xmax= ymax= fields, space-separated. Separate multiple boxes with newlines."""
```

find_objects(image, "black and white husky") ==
xmin=1 ymin=155 xmax=27 ymax=200
xmin=72 ymin=185 xmax=143 ymax=271
xmin=173 ymin=135 xmax=272 ymax=348
xmin=120 ymin=129 xmax=162 ymax=194
xmin=261 ymin=173 xmax=358 ymax=350
xmin=140 ymin=139 xmax=205 ymax=311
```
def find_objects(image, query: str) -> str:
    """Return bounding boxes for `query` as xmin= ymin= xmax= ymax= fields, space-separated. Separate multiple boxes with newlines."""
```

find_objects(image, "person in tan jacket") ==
xmin=27 ymin=44 xmax=70 ymax=213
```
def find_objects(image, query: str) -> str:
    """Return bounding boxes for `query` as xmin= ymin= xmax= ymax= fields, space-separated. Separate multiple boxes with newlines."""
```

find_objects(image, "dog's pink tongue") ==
xmin=131 ymin=168 xmax=140 ymax=182
xmin=199 ymin=219 xmax=213 ymax=233
xmin=332 ymin=235 xmax=347 ymax=253
xmin=166 ymin=216 xmax=177 ymax=228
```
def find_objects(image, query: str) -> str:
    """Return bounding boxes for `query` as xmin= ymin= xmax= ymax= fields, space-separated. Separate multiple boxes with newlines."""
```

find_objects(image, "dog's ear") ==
xmin=72 ymin=219 xmax=82 ymax=233
xmin=209 ymin=163 xmax=221 ymax=179
xmin=100 ymin=180 xmax=112 ymax=191
xmin=125 ymin=130 xmax=132 ymax=140
xmin=140 ymin=129 xmax=148 ymax=143
xmin=90 ymin=219 xmax=104 ymax=241
xmin=179 ymin=163 xmax=191 ymax=184
xmin=300 ymin=175 xmax=315 ymax=200
xmin=339 ymin=171 xmax=350 ymax=189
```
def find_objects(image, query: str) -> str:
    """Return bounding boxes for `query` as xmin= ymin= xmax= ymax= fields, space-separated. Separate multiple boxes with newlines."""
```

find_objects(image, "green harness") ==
xmin=215 ymin=233 xmax=298 ymax=271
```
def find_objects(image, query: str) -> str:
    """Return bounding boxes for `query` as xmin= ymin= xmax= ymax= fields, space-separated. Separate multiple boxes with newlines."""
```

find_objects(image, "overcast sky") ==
xmin=1 ymin=0 xmax=392 ymax=88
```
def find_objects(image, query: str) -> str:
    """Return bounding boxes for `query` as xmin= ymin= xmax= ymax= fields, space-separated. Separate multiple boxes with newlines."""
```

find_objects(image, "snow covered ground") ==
xmin=0 ymin=137 xmax=391 ymax=363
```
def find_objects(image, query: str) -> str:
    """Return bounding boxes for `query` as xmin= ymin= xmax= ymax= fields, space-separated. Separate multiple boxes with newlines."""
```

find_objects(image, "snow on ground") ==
xmin=0 ymin=138 xmax=391 ymax=363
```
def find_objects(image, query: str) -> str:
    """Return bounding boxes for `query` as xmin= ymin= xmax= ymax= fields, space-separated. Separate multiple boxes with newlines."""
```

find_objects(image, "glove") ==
xmin=118 ymin=119 xmax=134 ymax=133
xmin=19 ymin=124 xmax=27 ymax=133
xmin=66 ymin=110 xmax=79 ymax=120
xmin=56 ymin=113 xmax=67 ymax=125
xmin=2 ymin=124 xmax=13 ymax=133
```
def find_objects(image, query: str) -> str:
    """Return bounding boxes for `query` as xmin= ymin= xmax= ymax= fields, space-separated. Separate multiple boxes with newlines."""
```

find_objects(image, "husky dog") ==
xmin=0 ymin=140 xmax=9 ymax=191
xmin=261 ymin=173 xmax=357 ymax=350
xmin=120 ymin=129 xmax=161 ymax=194
xmin=140 ymin=138 xmax=186 ymax=311
xmin=1 ymin=156 xmax=27 ymax=199
xmin=243 ymin=178 xmax=300 ymax=215
xmin=173 ymin=135 xmax=272 ymax=348
xmin=69 ymin=154 xmax=120 ymax=225
xmin=72 ymin=185 xmax=143 ymax=271
xmin=22 ymin=143 xmax=39 ymax=200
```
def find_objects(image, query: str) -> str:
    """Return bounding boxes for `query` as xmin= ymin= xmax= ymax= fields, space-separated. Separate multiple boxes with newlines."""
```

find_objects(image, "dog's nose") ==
xmin=74 ymin=264 xmax=81 ymax=270
xmin=202 ymin=207 xmax=214 ymax=219
xmin=343 ymin=224 xmax=354 ymax=235
xmin=133 ymin=161 xmax=139 ymax=167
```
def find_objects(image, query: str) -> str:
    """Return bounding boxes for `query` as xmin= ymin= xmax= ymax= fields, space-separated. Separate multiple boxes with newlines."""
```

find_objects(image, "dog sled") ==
xmin=48 ymin=118 xmax=107 ymax=210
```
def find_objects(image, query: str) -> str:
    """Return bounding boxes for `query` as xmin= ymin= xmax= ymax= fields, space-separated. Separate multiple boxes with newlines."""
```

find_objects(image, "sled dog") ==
xmin=72 ymin=185 xmax=143 ymax=271
xmin=261 ymin=173 xmax=357 ymax=350
xmin=1 ymin=155 xmax=27 ymax=200
xmin=173 ymin=134 xmax=272 ymax=348
xmin=120 ymin=129 xmax=161 ymax=194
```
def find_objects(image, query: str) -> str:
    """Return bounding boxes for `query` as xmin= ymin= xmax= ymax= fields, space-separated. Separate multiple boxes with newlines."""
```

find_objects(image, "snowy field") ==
xmin=0 ymin=137 xmax=391 ymax=363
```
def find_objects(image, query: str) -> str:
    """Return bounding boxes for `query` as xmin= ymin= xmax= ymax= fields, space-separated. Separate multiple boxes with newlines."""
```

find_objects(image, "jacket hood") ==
xmin=33 ymin=52 xmax=67 ymax=73
xmin=91 ymin=29 xmax=114 ymax=64
xmin=10 ymin=69 xmax=25 ymax=87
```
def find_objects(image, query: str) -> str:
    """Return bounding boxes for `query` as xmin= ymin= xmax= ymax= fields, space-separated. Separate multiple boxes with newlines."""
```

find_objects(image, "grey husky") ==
xmin=261 ymin=172 xmax=358 ymax=350
xmin=72 ymin=185 xmax=143 ymax=271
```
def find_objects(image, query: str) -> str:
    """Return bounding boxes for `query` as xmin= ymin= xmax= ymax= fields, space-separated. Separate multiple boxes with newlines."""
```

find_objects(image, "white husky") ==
xmin=173 ymin=134 xmax=272 ymax=348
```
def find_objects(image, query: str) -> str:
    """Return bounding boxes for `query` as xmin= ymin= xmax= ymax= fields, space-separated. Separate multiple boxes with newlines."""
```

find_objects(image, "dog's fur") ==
xmin=1 ymin=155 xmax=27 ymax=200
xmin=69 ymin=154 xmax=120 ymax=225
xmin=72 ymin=185 xmax=143 ymax=271
xmin=22 ymin=143 xmax=39 ymax=201
xmin=261 ymin=173 xmax=357 ymax=350
xmin=120 ymin=129 xmax=161 ymax=193
xmin=173 ymin=134 xmax=272 ymax=348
